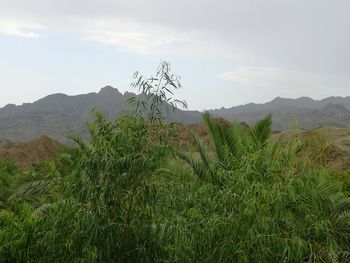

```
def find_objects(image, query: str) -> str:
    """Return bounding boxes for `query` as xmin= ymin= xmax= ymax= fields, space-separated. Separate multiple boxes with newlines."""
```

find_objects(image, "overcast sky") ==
xmin=0 ymin=0 xmax=349 ymax=110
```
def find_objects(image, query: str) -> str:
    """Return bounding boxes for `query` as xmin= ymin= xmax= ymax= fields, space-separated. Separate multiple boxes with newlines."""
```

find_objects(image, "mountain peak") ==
xmin=272 ymin=96 xmax=283 ymax=101
xmin=271 ymin=96 xmax=314 ymax=103
xmin=3 ymin=103 xmax=16 ymax=109
xmin=270 ymin=96 xmax=288 ymax=104
xmin=99 ymin=86 xmax=121 ymax=96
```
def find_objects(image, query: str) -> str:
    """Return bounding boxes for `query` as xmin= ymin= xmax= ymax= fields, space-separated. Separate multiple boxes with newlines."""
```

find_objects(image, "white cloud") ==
xmin=0 ymin=15 xmax=199 ymax=54
xmin=0 ymin=0 xmax=349 ymax=64
xmin=0 ymin=20 xmax=43 ymax=38
xmin=80 ymin=18 xmax=193 ymax=53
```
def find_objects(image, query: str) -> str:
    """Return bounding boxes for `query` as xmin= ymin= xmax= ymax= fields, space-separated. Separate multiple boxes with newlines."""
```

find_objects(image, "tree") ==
xmin=129 ymin=60 xmax=188 ymax=123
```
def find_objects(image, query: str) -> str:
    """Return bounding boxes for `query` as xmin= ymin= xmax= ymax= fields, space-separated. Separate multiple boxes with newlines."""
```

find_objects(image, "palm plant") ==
xmin=179 ymin=113 xmax=272 ymax=183
xmin=0 ymin=159 xmax=58 ymax=263
xmin=174 ymin=113 xmax=350 ymax=262
xmin=0 ymin=159 xmax=55 ymax=210
xmin=0 ymin=159 xmax=19 ymax=209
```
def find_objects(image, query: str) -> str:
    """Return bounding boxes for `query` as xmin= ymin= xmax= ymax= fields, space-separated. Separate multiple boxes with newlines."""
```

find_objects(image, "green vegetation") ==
xmin=0 ymin=63 xmax=349 ymax=262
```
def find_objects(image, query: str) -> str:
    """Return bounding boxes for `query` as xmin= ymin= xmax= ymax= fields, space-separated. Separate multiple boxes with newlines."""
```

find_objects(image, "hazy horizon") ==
xmin=1 ymin=85 xmax=350 ymax=111
xmin=1 ymin=0 xmax=349 ymax=110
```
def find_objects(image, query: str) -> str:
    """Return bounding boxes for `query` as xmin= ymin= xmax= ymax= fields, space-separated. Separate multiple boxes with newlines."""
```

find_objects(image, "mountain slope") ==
xmin=210 ymin=97 xmax=350 ymax=131
xmin=210 ymin=96 xmax=350 ymax=117
xmin=1 ymin=88 xmax=350 ymax=144
xmin=0 ymin=86 xmax=202 ymax=144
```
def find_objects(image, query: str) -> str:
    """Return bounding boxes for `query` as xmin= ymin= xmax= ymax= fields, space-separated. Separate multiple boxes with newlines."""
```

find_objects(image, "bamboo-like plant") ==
xmin=129 ymin=60 xmax=188 ymax=123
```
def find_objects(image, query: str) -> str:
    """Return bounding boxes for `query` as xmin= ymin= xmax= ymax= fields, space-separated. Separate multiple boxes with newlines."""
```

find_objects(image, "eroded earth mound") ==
xmin=0 ymin=135 xmax=63 ymax=167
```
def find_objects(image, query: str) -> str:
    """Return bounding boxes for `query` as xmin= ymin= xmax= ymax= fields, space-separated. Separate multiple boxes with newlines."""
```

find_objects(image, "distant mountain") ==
xmin=210 ymin=96 xmax=350 ymax=131
xmin=0 ymin=86 xmax=201 ymax=144
xmin=1 ymin=88 xmax=350 ymax=144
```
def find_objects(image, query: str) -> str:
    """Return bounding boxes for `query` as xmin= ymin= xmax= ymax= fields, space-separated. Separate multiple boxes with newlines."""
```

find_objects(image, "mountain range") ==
xmin=1 ymin=86 xmax=350 ymax=144
xmin=0 ymin=86 xmax=201 ymax=144
xmin=209 ymin=96 xmax=350 ymax=130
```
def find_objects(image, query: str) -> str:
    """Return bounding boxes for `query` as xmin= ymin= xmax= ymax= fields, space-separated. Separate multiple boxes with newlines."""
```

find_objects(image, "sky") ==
xmin=0 ymin=0 xmax=349 ymax=110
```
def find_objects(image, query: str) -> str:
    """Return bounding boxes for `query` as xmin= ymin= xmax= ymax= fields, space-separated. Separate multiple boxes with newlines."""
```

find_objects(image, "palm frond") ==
xmin=249 ymin=115 xmax=272 ymax=149
xmin=330 ymin=210 xmax=350 ymax=244
xmin=202 ymin=112 xmax=226 ymax=161
xmin=178 ymin=151 xmax=208 ymax=180
xmin=67 ymin=133 xmax=87 ymax=151
xmin=192 ymin=133 xmax=212 ymax=168
xmin=221 ymin=125 xmax=240 ymax=158
xmin=10 ymin=179 xmax=55 ymax=202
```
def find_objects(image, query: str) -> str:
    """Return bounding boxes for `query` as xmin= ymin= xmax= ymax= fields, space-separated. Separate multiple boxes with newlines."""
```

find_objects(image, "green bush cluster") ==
xmin=0 ymin=110 xmax=349 ymax=262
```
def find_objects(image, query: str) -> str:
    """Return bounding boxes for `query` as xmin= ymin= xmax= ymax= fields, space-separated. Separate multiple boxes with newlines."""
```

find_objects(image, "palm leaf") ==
xmin=249 ymin=115 xmax=272 ymax=149
xmin=10 ymin=179 xmax=54 ymax=203
xmin=202 ymin=112 xmax=226 ymax=162
xmin=221 ymin=125 xmax=240 ymax=158
xmin=192 ymin=133 xmax=212 ymax=169
xmin=178 ymin=151 xmax=208 ymax=180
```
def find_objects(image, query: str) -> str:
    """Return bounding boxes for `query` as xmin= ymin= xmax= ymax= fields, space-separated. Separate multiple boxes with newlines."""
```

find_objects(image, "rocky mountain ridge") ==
xmin=1 ymin=87 xmax=350 ymax=143
xmin=0 ymin=86 xmax=201 ymax=143
xmin=210 ymin=96 xmax=350 ymax=131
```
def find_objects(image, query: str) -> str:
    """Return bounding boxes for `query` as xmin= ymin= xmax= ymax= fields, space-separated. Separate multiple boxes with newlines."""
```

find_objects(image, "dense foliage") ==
xmin=0 ymin=63 xmax=349 ymax=262
xmin=0 ymin=110 xmax=349 ymax=262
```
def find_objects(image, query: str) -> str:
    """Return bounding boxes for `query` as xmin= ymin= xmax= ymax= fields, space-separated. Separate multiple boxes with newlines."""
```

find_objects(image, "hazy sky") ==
xmin=0 ymin=0 xmax=349 ymax=110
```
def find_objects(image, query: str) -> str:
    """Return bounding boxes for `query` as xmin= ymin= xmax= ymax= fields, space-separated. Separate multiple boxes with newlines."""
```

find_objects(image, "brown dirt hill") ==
xmin=2 ymin=123 xmax=350 ymax=171
xmin=0 ymin=135 xmax=63 ymax=168
xmin=175 ymin=121 xmax=350 ymax=170
xmin=272 ymin=128 xmax=350 ymax=170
